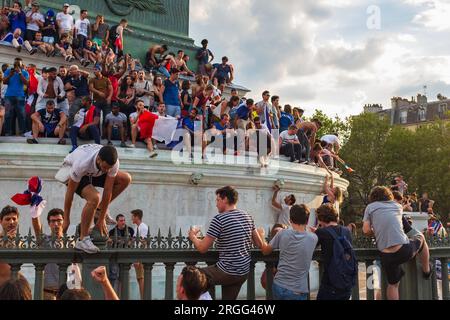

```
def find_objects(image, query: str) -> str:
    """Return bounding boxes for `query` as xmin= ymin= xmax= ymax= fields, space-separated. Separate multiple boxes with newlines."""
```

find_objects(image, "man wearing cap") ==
xmin=89 ymin=64 xmax=112 ymax=132
xmin=25 ymin=2 xmax=44 ymax=42
xmin=56 ymin=4 xmax=74 ymax=44
xmin=42 ymin=9 xmax=57 ymax=45
xmin=161 ymin=68 xmax=182 ymax=119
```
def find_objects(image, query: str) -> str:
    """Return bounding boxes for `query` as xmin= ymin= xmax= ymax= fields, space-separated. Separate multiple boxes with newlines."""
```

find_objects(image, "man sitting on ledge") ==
xmin=27 ymin=99 xmax=66 ymax=145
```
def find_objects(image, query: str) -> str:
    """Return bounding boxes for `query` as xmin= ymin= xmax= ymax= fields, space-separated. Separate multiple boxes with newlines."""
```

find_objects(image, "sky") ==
xmin=189 ymin=0 xmax=450 ymax=118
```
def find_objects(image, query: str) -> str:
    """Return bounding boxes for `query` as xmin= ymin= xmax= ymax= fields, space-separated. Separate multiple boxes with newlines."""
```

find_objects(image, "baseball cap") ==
xmin=93 ymin=64 xmax=102 ymax=72
xmin=31 ymin=1 xmax=40 ymax=7
xmin=63 ymin=3 xmax=70 ymax=7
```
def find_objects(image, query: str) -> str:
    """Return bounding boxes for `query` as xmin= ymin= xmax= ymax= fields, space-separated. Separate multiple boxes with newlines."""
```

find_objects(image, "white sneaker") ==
xmin=75 ymin=236 xmax=100 ymax=254
xmin=149 ymin=151 xmax=158 ymax=158
xmin=129 ymin=144 xmax=136 ymax=148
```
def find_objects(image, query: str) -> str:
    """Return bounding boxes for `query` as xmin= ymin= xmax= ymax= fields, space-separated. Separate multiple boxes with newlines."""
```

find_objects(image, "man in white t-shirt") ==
xmin=279 ymin=125 xmax=302 ymax=162
xmin=61 ymin=144 xmax=131 ymax=253
xmin=25 ymin=2 xmax=44 ymax=41
xmin=271 ymin=184 xmax=296 ymax=226
xmin=321 ymin=133 xmax=341 ymax=154
xmin=74 ymin=9 xmax=90 ymax=50
xmin=56 ymin=4 xmax=74 ymax=43
xmin=131 ymin=209 xmax=149 ymax=300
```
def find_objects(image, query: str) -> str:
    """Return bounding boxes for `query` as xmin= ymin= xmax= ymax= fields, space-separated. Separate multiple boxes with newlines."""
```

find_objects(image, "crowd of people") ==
xmin=390 ymin=175 xmax=447 ymax=237
xmin=0 ymin=2 xmax=347 ymax=170
xmin=0 ymin=1 xmax=444 ymax=303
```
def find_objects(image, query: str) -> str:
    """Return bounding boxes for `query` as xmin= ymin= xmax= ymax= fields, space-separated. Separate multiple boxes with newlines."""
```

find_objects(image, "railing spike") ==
xmin=135 ymin=225 xmax=140 ymax=248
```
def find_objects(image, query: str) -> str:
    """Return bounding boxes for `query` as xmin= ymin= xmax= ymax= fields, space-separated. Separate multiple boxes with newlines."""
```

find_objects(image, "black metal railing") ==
xmin=0 ymin=229 xmax=449 ymax=300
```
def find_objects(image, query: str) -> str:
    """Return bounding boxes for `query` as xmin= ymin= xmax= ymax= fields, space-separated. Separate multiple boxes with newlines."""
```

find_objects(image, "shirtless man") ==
xmin=174 ymin=50 xmax=194 ymax=76
xmin=296 ymin=119 xmax=322 ymax=164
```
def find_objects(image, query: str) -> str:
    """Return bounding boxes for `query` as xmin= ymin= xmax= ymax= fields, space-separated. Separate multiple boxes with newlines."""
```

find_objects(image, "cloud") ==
xmin=316 ymin=37 xmax=385 ymax=71
xmin=189 ymin=0 xmax=450 ymax=118
xmin=403 ymin=0 xmax=450 ymax=31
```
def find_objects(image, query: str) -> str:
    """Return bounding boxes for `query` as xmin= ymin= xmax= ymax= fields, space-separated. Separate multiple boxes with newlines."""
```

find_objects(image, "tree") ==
xmin=307 ymin=109 xmax=351 ymax=144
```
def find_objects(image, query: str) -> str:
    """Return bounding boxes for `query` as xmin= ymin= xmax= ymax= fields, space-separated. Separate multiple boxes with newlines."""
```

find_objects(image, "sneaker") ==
xmin=57 ymin=138 xmax=66 ymax=145
xmin=120 ymin=142 xmax=127 ymax=148
xmin=64 ymin=55 xmax=70 ymax=62
xmin=16 ymin=46 xmax=22 ymax=53
xmin=307 ymin=161 xmax=316 ymax=166
xmin=27 ymin=138 xmax=38 ymax=144
xmin=129 ymin=144 xmax=136 ymax=148
xmin=82 ymin=59 xmax=90 ymax=67
xmin=75 ymin=236 xmax=100 ymax=254
xmin=149 ymin=151 xmax=158 ymax=158
xmin=107 ymin=140 xmax=113 ymax=146
xmin=29 ymin=48 xmax=37 ymax=55
xmin=69 ymin=145 xmax=78 ymax=153
xmin=300 ymin=160 xmax=308 ymax=164
xmin=68 ymin=56 xmax=75 ymax=62
xmin=46 ymin=50 xmax=52 ymax=57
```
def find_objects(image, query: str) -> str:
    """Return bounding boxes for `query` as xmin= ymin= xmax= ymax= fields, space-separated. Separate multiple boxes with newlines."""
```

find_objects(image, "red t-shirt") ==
xmin=138 ymin=111 xmax=159 ymax=140
xmin=109 ymin=75 xmax=119 ymax=102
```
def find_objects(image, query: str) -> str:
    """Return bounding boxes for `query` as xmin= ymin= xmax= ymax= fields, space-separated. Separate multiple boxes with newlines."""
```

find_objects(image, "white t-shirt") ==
xmin=63 ymin=144 xmax=120 ymax=183
xmin=274 ymin=201 xmax=291 ymax=226
xmin=73 ymin=108 xmax=86 ymax=128
xmin=134 ymin=80 xmax=153 ymax=107
xmin=279 ymin=130 xmax=299 ymax=146
xmin=56 ymin=12 xmax=74 ymax=31
xmin=199 ymin=292 xmax=213 ymax=300
xmin=26 ymin=11 xmax=45 ymax=31
xmin=134 ymin=222 xmax=149 ymax=238
xmin=75 ymin=18 xmax=90 ymax=37
xmin=129 ymin=112 xmax=138 ymax=123
xmin=321 ymin=134 xmax=340 ymax=146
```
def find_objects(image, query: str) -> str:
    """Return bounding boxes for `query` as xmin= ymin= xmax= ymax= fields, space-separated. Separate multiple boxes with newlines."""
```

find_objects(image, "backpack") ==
xmin=324 ymin=227 xmax=358 ymax=291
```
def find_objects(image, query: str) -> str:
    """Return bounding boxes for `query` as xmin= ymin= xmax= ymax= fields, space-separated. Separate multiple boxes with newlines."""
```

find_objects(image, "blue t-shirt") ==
xmin=68 ymin=75 xmax=90 ymax=97
xmin=4 ymin=68 xmax=29 ymax=97
xmin=213 ymin=63 xmax=231 ymax=79
xmin=2 ymin=33 xmax=23 ymax=45
xmin=163 ymin=79 xmax=180 ymax=106
xmin=196 ymin=48 xmax=212 ymax=65
xmin=279 ymin=112 xmax=294 ymax=131
xmin=213 ymin=122 xmax=230 ymax=131
xmin=8 ymin=11 xmax=27 ymax=35
xmin=236 ymin=103 xmax=250 ymax=120
xmin=182 ymin=116 xmax=195 ymax=132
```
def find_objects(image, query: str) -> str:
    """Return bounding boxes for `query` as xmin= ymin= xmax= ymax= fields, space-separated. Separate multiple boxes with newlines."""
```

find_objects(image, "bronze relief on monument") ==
xmin=105 ymin=0 xmax=167 ymax=16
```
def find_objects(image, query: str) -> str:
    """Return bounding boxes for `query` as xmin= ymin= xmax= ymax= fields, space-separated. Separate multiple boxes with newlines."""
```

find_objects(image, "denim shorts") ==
xmin=166 ymin=104 xmax=181 ymax=118
xmin=272 ymin=282 xmax=308 ymax=301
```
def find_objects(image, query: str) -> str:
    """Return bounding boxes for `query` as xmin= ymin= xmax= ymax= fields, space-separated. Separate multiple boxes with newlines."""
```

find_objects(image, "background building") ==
xmin=364 ymin=93 xmax=449 ymax=130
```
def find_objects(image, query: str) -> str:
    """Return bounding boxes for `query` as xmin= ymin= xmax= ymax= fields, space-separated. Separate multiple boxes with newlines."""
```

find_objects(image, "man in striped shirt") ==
xmin=188 ymin=186 xmax=264 ymax=300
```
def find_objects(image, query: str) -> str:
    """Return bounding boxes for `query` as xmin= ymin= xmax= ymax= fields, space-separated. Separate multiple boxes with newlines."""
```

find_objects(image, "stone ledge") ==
xmin=0 ymin=142 xmax=349 ymax=193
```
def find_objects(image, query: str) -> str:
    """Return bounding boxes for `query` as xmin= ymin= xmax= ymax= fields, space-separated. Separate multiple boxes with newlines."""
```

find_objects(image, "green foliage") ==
xmin=340 ymin=112 xmax=450 ymax=223
xmin=307 ymin=110 xmax=352 ymax=144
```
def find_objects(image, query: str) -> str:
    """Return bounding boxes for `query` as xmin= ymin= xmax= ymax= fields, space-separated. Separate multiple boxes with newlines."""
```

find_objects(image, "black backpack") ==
xmin=324 ymin=227 xmax=358 ymax=291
